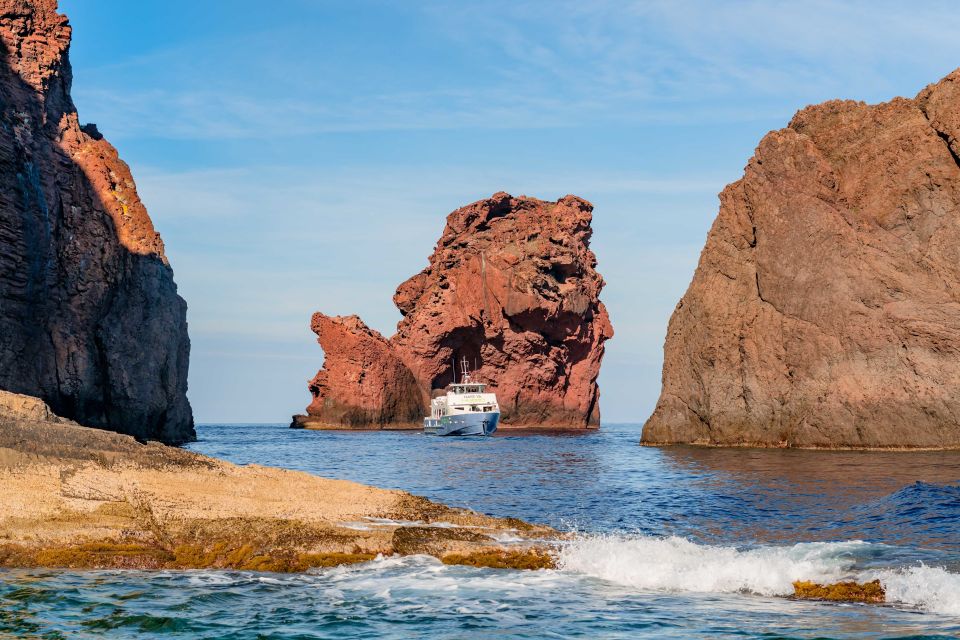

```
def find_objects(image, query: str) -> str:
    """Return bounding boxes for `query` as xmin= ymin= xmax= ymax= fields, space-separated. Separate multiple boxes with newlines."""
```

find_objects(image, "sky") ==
xmin=60 ymin=0 xmax=960 ymax=423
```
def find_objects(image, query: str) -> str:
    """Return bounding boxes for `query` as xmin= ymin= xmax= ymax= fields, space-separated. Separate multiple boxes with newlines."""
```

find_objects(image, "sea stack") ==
xmin=643 ymin=69 xmax=960 ymax=449
xmin=0 ymin=0 xmax=193 ymax=443
xmin=295 ymin=192 xmax=613 ymax=429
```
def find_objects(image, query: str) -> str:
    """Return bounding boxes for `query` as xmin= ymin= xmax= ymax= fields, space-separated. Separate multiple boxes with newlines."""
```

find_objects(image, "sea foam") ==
xmin=869 ymin=565 xmax=960 ymax=616
xmin=557 ymin=534 xmax=960 ymax=615
xmin=557 ymin=535 xmax=860 ymax=596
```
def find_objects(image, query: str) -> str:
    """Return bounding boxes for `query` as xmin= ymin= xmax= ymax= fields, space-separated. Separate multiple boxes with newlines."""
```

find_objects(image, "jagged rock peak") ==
xmin=294 ymin=192 xmax=613 ymax=430
xmin=295 ymin=313 xmax=423 ymax=429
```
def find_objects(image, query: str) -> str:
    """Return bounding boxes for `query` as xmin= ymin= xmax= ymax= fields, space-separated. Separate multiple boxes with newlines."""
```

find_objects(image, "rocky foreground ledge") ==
xmin=0 ymin=391 xmax=890 ymax=606
xmin=0 ymin=391 xmax=555 ymax=572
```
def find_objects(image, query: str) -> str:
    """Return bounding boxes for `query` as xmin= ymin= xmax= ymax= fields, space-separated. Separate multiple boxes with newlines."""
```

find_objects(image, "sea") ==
xmin=2 ymin=423 xmax=960 ymax=639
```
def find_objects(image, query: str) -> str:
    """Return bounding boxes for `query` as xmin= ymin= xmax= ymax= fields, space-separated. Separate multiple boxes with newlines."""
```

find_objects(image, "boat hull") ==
xmin=424 ymin=411 xmax=499 ymax=436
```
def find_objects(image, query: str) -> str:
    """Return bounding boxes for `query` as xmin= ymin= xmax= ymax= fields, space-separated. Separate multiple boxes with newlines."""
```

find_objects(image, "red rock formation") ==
xmin=295 ymin=314 xmax=422 ymax=429
xmin=294 ymin=192 xmax=613 ymax=429
xmin=642 ymin=69 xmax=960 ymax=449
xmin=0 ymin=0 xmax=193 ymax=443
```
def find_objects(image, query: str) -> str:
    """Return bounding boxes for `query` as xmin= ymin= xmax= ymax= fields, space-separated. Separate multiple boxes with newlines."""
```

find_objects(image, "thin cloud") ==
xmin=73 ymin=2 xmax=960 ymax=141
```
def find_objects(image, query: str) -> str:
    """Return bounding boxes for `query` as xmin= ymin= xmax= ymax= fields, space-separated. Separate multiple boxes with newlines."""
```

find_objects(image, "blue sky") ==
xmin=60 ymin=0 xmax=960 ymax=423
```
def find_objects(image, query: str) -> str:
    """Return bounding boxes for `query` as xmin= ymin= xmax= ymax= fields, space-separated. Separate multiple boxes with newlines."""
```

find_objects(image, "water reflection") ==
xmin=659 ymin=446 xmax=960 ymax=551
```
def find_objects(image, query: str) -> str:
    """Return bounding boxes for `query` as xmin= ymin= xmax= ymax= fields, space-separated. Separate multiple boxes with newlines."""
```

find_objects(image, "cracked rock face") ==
xmin=642 ymin=69 xmax=960 ymax=448
xmin=297 ymin=192 xmax=613 ymax=429
xmin=0 ymin=0 xmax=193 ymax=443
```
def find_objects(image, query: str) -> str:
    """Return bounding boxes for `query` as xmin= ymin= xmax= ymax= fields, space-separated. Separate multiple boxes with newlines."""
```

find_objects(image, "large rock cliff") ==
xmin=642 ymin=69 xmax=960 ymax=449
xmin=294 ymin=192 xmax=612 ymax=429
xmin=0 ymin=0 xmax=193 ymax=443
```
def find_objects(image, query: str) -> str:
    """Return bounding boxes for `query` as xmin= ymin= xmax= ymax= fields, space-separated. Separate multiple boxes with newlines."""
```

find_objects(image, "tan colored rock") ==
xmin=0 ymin=0 xmax=192 ymax=443
xmin=0 ymin=393 xmax=555 ymax=571
xmin=296 ymin=193 xmax=613 ymax=429
xmin=0 ymin=389 xmax=65 ymax=423
xmin=643 ymin=69 xmax=960 ymax=449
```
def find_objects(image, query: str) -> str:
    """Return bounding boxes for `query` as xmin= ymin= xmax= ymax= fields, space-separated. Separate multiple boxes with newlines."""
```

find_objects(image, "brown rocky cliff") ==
xmin=0 ymin=0 xmax=193 ymax=443
xmin=642 ymin=68 xmax=960 ymax=449
xmin=295 ymin=192 xmax=612 ymax=429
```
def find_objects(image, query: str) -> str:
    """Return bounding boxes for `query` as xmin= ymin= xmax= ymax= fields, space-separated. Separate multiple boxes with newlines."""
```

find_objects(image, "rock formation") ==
xmin=0 ymin=0 xmax=193 ymax=443
xmin=294 ymin=192 xmax=613 ymax=429
xmin=0 ymin=389 xmax=554 ymax=572
xmin=303 ymin=314 xmax=423 ymax=428
xmin=643 ymin=68 xmax=960 ymax=449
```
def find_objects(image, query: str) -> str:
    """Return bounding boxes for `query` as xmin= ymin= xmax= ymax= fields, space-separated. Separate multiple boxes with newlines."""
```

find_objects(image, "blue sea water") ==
xmin=3 ymin=423 xmax=960 ymax=639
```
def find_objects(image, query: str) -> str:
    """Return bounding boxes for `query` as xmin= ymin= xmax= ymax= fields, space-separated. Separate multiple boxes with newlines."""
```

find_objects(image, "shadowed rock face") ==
xmin=296 ymin=192 xmax=613 ymax=429
xmin=643 ymin=68 xmax=960 ymax=449
xmin=0 ymin=0 xmax=193 ymax=443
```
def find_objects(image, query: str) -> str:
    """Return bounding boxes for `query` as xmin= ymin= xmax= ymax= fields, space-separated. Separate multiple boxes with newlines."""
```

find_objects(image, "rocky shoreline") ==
xmin=0 ymin=391 xmax=556 ymax=572
xmin=0 ymin=391 xmax=890 ymax=606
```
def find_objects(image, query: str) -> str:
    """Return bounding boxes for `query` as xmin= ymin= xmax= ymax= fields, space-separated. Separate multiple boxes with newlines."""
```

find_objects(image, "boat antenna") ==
xmin=451 ymin=354 xmax=456 ymax=384
xmin=461 ymin=355 xmax=470 ymax=383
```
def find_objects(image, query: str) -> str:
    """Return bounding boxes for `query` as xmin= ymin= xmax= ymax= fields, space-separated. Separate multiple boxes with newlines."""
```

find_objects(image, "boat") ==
xmin=423 ymin=356 xmax=500 ymax=436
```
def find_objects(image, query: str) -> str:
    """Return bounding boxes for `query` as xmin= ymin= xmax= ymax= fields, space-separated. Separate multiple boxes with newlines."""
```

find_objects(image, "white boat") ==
xmin=423 ymin=357 xmax=500 ymax=436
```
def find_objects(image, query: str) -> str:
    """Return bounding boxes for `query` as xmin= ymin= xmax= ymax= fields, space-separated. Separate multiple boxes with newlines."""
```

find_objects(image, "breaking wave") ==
xmin=869 ymin=565 xmax=960 ymax=616
xmin=557 ymin=534 xmax=960 ymax=615
xmin=557 ymin=535 xmax=860 ymax=596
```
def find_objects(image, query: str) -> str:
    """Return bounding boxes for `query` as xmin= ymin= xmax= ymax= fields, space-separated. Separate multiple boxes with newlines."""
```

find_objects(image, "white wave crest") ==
xmin=557 ymin=535 xmax=864 ymax=597
xmin=872 ymin=565 xmax=960 ymax=616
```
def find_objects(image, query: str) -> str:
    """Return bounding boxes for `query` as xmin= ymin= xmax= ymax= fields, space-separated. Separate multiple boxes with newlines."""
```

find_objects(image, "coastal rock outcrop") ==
xmin=294 ymin=192 xmax=612 ymax=429
xmin=0 ymin=390 xmax=554 ymax=572
xmin=643 ymin=68 xmax=960 ymax=449
xmin=0 ymin=0 xmax=192 ymax=443
xmin=298 ymin=314 xmax=423 ymax=429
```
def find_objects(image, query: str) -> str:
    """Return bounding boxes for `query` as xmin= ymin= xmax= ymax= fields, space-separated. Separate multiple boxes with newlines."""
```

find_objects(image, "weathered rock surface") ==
xmin=0 ymin=0 xmax=192 ymax=443
xmin=294 ymin=314 xmax=423 ymax=429
xmin=0 ymin=391 xmax=555 ymax=572
xmin=643 ymin=69 xmax=960 ymax=449
xmin=295 ymin=192 xmax=613 ymax=429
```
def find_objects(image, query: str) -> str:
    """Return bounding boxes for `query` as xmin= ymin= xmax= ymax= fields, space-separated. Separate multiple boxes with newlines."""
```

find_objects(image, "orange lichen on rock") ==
xmin=793 ymin=579 xmax=885 ymax=603
xmin=442 ymin=549 xmax=556 ymax=570
xmin=0 ymin=541 xmax=376 ymax=573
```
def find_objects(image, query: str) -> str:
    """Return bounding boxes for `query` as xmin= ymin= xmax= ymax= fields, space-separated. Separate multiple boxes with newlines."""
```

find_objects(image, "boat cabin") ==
xmin=428 ymin=358 xmax=499 ymax=419
xmin=448 ymin=383 xmax=486 ymax=394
